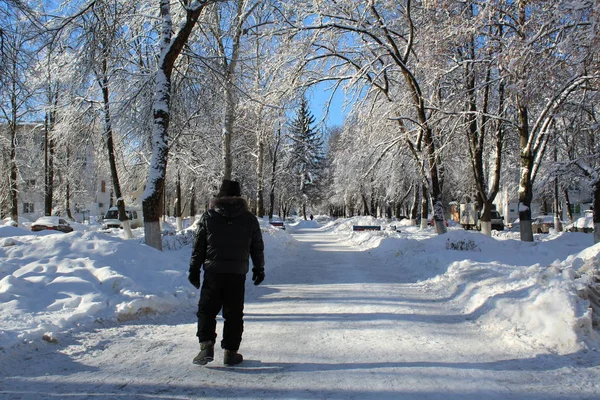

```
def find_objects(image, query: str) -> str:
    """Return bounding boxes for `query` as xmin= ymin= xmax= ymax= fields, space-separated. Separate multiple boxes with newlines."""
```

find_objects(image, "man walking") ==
xmin=188 ymin=179 xmax=265 ymax=366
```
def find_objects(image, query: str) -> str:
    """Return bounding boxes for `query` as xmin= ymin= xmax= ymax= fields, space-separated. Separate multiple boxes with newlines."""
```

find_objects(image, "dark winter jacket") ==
xmin=189 ymin=197 xmax=264 ymax=276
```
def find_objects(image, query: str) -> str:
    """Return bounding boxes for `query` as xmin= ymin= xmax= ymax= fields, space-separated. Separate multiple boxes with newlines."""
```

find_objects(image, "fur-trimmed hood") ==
xmin=210 ymin=196 xmax=249 ymax=218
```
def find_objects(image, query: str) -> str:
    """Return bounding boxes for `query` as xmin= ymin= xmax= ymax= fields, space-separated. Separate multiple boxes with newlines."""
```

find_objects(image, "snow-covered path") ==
xmin=2 ymin=227 xmax=599 ymax=399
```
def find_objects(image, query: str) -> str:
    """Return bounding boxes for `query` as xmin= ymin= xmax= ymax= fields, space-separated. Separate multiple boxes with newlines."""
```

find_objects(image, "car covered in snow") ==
xmin=531 ymin=215 xmax=556 ymax=234
xmin=566 ymin=210 xmax=594 ymax=233
xmin=30 ymin=216 xmax=74 ymax=233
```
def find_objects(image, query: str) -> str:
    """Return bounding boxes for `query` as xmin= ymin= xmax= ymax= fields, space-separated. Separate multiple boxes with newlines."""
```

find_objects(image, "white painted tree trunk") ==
xmin=519 ymin=220 xmax=534 ymax=242
xmin=480 ymin=221 xmax=492 ymax=236
xmin=420 ymin=218 xmax=428 ymax=229
xmin=176 ymin=217 xmax=183 ymax=232
xmin=553 ymin=216 xmax=562 ymax=232
xmin=122 ymin=220 xmax=134 ymax=239
xmin=144 ymin=221 xmax=162 ymax=250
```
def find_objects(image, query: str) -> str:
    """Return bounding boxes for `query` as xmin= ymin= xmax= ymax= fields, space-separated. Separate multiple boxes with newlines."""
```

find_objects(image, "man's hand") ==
xmin=252 ymin=270 xmax=265 ymax=286
xmin=188 ymin=271 xmax=200 ymax=289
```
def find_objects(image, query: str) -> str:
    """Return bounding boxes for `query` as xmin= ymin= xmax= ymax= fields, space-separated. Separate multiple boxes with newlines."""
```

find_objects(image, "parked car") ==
xmin=531 ymin=215 xmax=555 ymax=234
xmin=31 ymin=216 xmax=74 ymax=233
xmin=489 ymin=210 xmax=505 ymax=231
xmin=475 ymin=210 xmax=505 ymax=231
xmin=566 ymin=210 xmax=594 ymax=233
xmin=102 ymin=207 xmax=144 ymax=229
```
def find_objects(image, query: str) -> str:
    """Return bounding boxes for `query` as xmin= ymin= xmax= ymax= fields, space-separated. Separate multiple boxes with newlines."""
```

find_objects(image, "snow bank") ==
xmin=1 ymin=218 xmax=598 ymax=357
xmin=0 ymin=218 xmax=295 ymax=349
xmin=420 ymin=231 xmax=600 ymax=354
xmin=0 ymin=229 xmax=190 ymax=348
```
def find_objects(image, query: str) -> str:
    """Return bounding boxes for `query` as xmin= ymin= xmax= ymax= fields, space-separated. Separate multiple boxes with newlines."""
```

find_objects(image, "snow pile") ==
xmin=420 ymin=231 xmax=600 ymax=354
xmin=0 ymin=220 xmax=293 ymax=349
xmin=0 ymin=228 xmax=191 ymax=348
xmin=1 ymin=217 xmax=598 ymax=357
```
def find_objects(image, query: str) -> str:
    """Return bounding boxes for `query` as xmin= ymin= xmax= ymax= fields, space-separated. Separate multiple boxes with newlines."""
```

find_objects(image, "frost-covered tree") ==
xmin=491 ymin=0 xmax=600 ymax=241
xmin=286 ymin=97 xmax=324 ymax=220
xmin=283 ymin=0 xmax=449 ymax=233
xmin=142 ymin=0 xmax=225 ymax=250
xmin=0 ymin=20 xmax=37 ymax=225
xmin=73 ymin=0 xmax=139 ymax=237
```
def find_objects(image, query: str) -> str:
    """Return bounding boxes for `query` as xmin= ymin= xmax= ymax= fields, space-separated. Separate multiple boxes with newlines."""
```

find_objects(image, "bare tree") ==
xmin=285 ymin=1 xmax=448 ymax=233
xmin=496 ymin=1 xmax=600 ymax=241
xmin=142 ymin=0 xmax=224 ymax=250
xmin=0 ymin=23 xmax=36 ymax=225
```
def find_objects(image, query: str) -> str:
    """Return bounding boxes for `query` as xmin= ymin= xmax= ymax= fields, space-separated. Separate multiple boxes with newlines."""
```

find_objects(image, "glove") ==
xmin=252 ymin=270 xmax=265 ymax=286
xmin=188 ymin=271 xmax=200 ymax=289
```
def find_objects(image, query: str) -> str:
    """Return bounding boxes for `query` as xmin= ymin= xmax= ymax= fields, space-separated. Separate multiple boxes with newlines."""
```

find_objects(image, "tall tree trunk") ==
xmin=175 ymin=170 xmax=183 ymax=231
xmin=189 ymin=182 xmax=196 ymax=220
xmin=268 ymin=127 xmax=282 ymax=221
xmin=100 ymin=63 xmax=132 ymax=238
xmin=65 ymin=182 xmax=73 ymax=220
xmin=268 ymin=177 xmax=276 ymax=220
xmin=563 ymin=187 xmax=573 ymax=223
xmin=44 ymin=107 xmax=55 ymax=216
xmin=517 ymin=102 xmax=534 ymax=242
xmin=553 ymin=142 xmax=561 ymax=232
xmin=361 ymin=192 xmax=370 ymax=216
xmin=142 ymin=0 xmax=211 ymax=250
xmin=222 ymin=76 xmax=235 ymax=180
xmin=219 ymin=0 xmax=249 ymax=180
xmin=409 ymin=182 xmax=419 ymax=225
xmin=593 ymin=179 xmax=600 ymax=244
xmin=420 ymin=182 xmax=428 ymax=229
xmin=256 ymin=130 xmax=265 ymax=217
xmin=370 ymin=185 xmax=376 ymax=217
xmin=64 ymin=146 xmax=73 ymax=220
xmin=9 ymin=115 xmax=18 ymax=224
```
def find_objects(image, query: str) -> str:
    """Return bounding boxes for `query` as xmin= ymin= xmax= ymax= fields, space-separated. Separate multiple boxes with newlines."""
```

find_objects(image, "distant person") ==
xmin=309 ymin=214 xmax=314 ymax=221
xmin=188 ymin=179 xmax=265 ymax=366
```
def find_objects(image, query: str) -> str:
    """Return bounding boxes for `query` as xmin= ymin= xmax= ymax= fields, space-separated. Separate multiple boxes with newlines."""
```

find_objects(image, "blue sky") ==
xmin=307 ymin=82 xmax=348 ymax=128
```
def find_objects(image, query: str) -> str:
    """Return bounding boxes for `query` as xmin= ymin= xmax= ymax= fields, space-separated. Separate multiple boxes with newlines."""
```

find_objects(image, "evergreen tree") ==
xmin=286 ymin=97 xmax=324 ymax=219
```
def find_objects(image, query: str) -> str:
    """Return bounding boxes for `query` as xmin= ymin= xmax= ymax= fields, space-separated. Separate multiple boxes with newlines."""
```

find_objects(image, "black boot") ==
xmin=223 ymin=349 xmax=243 ymax=366
xmin=193 ymin=341 xmax=214 ymax=365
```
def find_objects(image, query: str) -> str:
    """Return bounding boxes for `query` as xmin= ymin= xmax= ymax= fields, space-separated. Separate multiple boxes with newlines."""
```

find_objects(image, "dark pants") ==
xmin=196 ymin=273 xmax=246 ymax=351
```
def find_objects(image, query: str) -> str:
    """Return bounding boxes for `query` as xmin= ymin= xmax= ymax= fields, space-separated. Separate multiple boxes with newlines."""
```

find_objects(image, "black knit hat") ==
xmin=217 ymin=179 xmax=241 ymax=197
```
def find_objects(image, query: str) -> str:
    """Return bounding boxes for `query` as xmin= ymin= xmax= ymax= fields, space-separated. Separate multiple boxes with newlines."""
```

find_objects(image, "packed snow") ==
xmin=1 ymin=216 xmax=599 ymax=399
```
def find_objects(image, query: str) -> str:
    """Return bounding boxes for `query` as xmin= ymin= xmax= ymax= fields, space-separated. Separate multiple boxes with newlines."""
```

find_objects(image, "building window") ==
xmin=98 ymin=203 xmax=104 ymax=209
xmin=570 ymin=204 xmax=581 ymax=214
xmin=23 ymin=203 xmax=34 ymax=213
xmin=101 ymin=180 xmax=106 ymax=193
xmin=26 ymin=179 xmax=36 ymax=187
